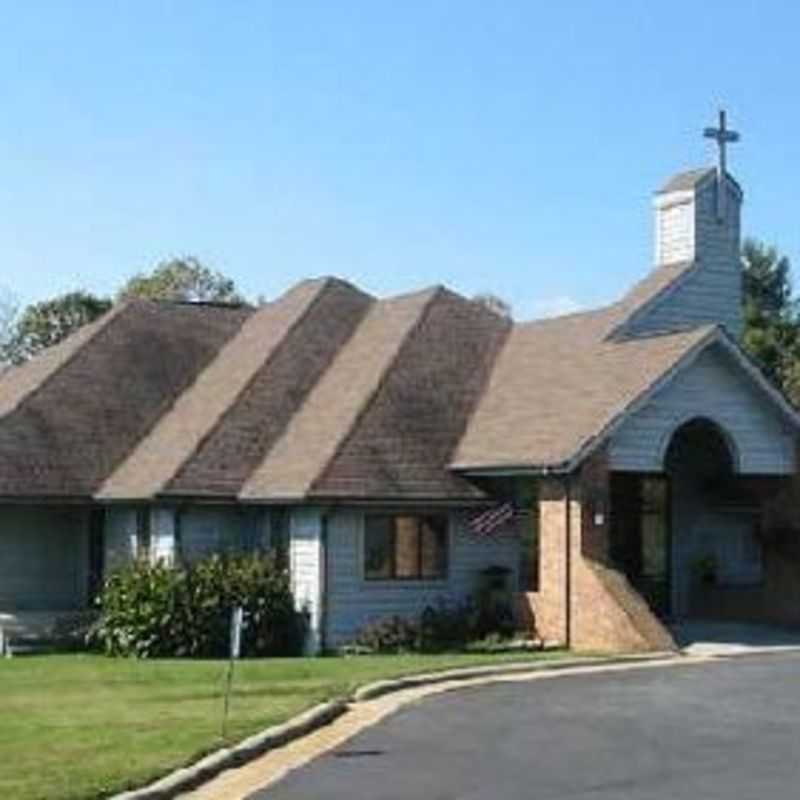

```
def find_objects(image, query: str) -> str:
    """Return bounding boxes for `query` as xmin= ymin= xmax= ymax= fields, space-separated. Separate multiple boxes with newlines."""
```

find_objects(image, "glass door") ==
xmin=638 ymin=477 xmax=671 ymax=618
xmin=610 ymin=474 xmax=671 ymax=618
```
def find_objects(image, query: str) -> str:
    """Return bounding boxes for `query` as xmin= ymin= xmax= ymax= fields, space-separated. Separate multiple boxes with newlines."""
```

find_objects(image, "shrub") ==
xmin=90 ymin=553 xmax=306 ymax=658
xmin=418 ymin=601 xmax=474 ymax=651
xmin=352 ymin=596 xmax=517 ymax=654
xmin=352 ymin=615 xmax=420 ymax=654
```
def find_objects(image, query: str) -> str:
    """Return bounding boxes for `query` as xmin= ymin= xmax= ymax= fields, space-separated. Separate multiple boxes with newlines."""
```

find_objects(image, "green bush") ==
xmin=90 ymin=553 xmax=306 ymax=658
xmin=352 ymin=615 xmax=421 ymax=654
xmin=352 ymin=597 xmax=517 ymax=655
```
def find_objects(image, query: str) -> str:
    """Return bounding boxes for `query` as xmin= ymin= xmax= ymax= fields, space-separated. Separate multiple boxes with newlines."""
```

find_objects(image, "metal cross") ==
xmin=704 ymin=109 xmax=740 ymax=221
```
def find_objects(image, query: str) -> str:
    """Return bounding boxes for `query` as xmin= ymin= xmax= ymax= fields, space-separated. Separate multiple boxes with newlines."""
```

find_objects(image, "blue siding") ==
xmin=609 ymin=343 xmax=795 ymax=474
xmin=325 ymin=509 xmax=521 ymax=647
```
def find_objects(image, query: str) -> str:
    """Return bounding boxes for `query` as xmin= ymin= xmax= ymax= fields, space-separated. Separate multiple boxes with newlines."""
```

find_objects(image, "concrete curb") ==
xmin=111 ymin=699 xmax=347 ymax=800
xmin=351 ymin=651 xmax=679 ymax=702
xmin=112 ymin=652 xmax=682 ymax=800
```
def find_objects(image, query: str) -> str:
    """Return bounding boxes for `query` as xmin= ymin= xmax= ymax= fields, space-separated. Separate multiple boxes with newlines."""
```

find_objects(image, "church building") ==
xmin=2 ymin=114 xmax=799 ymax=653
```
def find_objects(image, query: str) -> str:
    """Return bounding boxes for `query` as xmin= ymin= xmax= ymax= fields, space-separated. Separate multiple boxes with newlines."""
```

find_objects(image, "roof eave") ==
xmin=450 ymin=462 xmax=571 ymax=477
xmin=569 ymin=325 xmax=800 ymax=473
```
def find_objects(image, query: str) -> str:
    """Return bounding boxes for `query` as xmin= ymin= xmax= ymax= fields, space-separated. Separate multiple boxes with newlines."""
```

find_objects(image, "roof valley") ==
xmin=306 ymin=287 xmax=445 ymax=497
xmin=309 ymin=288 xmax=511 ymax=500
xmin=97 ymin=280 xmax=332 ymax=500
xmin=164 ymin=278 xmax=374 ymax=498
xmin=239 ymin=287 xmax=441 ymax=500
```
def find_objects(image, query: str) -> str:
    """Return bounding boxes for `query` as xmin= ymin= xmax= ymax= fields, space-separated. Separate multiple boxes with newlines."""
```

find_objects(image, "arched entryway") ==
xmin=664 ymin=417 xmax=748 ymax=617
xmin=609 ymin=416 xmax=766 ymax=620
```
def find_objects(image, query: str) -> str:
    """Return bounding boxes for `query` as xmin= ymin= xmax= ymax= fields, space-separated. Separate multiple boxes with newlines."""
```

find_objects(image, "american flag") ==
xmin=468 ymin=502 xmax=515 ymax=535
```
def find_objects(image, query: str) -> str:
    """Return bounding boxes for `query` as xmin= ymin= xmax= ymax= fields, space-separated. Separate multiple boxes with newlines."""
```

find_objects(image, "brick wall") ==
xmin=529 ymin=452 xmax=675 ymax=653
xmin=693 ymin=456 xmax=800 ymax=626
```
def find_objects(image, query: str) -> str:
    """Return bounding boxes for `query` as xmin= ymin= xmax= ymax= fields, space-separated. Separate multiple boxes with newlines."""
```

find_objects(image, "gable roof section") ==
xmin=310 ymin=288 xmax=511 ymax=500
xmin=452 ymin=304 xmax=714 ymax=472
xmin=0 ymin=301 xmax=248 ymax=498
xmin=162 ymin=279 xmax=372 ymax=498
xmin=707 ymin=328 xmax=800 ymax=428
xmin=606 ymin=260 xmax=697 ymax=340
xmin=98 ymin=279 xmax=371 ymax=500
xmin=239 ymin=288 xmax=439 ymax=501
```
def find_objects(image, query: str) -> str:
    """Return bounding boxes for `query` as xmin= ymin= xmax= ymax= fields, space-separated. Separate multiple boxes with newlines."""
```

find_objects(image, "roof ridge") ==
xmin=97 ymin=280 xmax=333 ymax=500
xmin=307 ymin=287 xmax=448 ymax=496
xmin=0 ymin=302 xmax=126 ymax=422
xmin=565 ymin=324 xmax=720 ymax=470
xmin=452 ymin=324 xmax=718 ymax=473
xmin=239 ymin=286 xmax=441 ymax=500
xmin=605 ymin=260 xmax=698 ymax=341
xmin=162 ymin=278 xmax=373 ymax=496
xmin=517 ymin=304 xmax=612 ymax=329
xmin=656 ymin=166 xmax=716 ymax=194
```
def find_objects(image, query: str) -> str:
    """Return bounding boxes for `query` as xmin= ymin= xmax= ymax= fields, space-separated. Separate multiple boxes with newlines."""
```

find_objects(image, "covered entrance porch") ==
xmin=609 ymin=417 xmax=791 ymax=625
xmin=0 ymin=504 xmax=103 ymax=653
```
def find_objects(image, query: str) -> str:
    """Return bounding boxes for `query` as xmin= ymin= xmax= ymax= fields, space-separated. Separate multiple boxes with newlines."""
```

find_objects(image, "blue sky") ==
xmin=1 ymin=1 xmax=798 ymax=319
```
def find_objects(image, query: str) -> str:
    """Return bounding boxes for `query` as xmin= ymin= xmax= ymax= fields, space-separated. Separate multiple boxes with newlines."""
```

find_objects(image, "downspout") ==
xmin=565 ymin=474 xmax=573 ymax=648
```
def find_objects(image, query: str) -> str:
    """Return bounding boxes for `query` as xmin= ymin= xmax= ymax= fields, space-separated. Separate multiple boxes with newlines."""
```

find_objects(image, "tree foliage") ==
xmin=1 ymin=291 xmax=112 ymax=365
xmin=741 ymin=238 xmax=800 ymax=403
xmin=2 ymin=257 xmax=244 ymax=364
xmin=0 ymin=288 xmax=16 ymax=359
xmin=118 ymin=256 xmax=243 ymax=304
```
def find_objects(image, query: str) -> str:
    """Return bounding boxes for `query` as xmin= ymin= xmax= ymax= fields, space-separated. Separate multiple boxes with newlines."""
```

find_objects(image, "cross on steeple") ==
xmin=703 ymin=109 xmax=740 ymax=221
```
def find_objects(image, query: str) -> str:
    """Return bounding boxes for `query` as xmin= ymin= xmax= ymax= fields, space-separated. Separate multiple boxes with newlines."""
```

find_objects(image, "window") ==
xmin=717 ymin=517 xmax=764 ymax=585
xmin=135 ymin=507 xmax=151 ymax=560
xmin=364 ymin=515 xmax=448 ymax=580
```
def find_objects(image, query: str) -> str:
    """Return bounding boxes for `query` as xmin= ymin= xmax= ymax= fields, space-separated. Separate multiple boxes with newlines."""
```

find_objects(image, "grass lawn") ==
xmin=0 ymin=650 xmax=563 ymax=800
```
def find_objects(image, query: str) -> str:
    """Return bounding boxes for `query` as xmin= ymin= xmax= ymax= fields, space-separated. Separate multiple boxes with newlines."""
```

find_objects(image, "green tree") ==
xmin=1 ymin=291 xmax=112 ymax=365
xmin=741 ymin=238 xmax=800 ymax=403
xmin=118 ymin=256 xmax=243 ymax=304
xmin=0 ymin=288 xmax=16 ymax=361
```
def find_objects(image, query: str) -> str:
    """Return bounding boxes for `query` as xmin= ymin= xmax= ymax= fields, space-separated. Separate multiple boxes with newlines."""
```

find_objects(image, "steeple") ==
xmin=634 ymin=111 xmax=745 ymax=338
xmin=653 ymin=165 xmax=742 ymax=267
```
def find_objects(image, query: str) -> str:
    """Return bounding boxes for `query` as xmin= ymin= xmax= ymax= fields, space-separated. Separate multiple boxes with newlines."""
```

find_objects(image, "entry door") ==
xmin=638 ymin=477 xmax=671 ymax=618
xmin=610 ymin=475 xmax=671 ymax=618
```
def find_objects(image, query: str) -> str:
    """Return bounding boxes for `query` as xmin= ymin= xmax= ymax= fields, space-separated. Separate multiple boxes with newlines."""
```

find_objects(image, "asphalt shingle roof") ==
xmin=0 ymin=300 xmax=248 ymax=498
xmin=0 ymin=256 xmax=749 ymax=501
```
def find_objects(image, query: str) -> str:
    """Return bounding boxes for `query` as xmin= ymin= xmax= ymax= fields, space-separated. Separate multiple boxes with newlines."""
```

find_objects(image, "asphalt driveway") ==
xmin=249 ymin=653 xmax=800 ymax=799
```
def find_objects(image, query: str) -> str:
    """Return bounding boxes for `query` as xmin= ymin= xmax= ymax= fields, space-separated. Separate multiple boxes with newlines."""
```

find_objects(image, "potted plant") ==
xmin=692 ymin=554 xmax=718 ymax=586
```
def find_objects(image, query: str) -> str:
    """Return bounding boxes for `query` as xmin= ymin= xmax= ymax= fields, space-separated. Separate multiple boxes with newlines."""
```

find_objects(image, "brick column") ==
xmin=535 ymin=477 xmax=572 ymax=645
xmin=570 ymin=451 xmax=675 ymax=653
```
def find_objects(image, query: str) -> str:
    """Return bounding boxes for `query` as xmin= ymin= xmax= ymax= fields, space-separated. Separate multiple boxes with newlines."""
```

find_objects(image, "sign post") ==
xmin=222 ymin=606 xmax=244 ymax=739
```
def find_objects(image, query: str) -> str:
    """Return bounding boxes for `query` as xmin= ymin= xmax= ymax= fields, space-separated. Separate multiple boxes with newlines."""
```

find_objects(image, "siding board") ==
xmin=325 ymin=509 xmax=521 ymax=647
xmin=609 ymin=344 xmax=795 ymax=474
xmin=0 ymin=507 xmax=89 ymax=611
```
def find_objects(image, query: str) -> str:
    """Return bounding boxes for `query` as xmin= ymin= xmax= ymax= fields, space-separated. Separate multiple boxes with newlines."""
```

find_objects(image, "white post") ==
xmin=289 ymin=508 xmax=325 ymax=655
